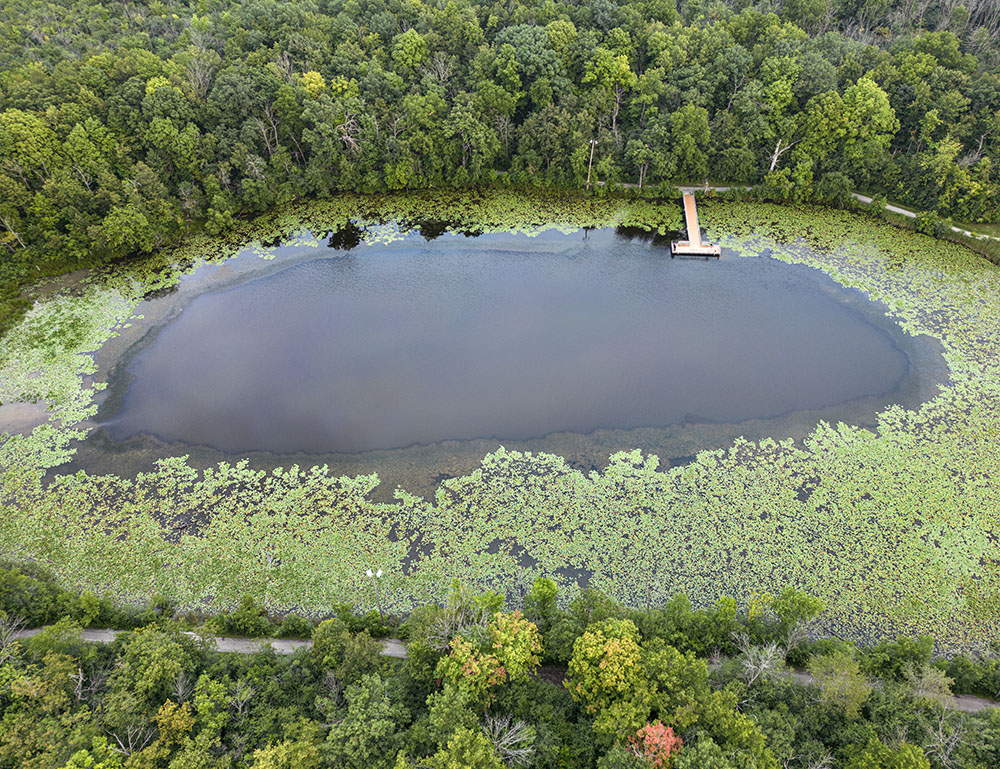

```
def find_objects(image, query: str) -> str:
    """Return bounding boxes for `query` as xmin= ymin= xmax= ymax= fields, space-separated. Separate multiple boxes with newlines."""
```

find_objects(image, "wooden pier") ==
xmin=671 ymin=192 xmax=720 ymax=257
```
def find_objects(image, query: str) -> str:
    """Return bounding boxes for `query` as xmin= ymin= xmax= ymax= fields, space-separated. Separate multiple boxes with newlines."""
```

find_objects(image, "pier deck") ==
xmin=671 ymin=193 xmax=721 ymax=257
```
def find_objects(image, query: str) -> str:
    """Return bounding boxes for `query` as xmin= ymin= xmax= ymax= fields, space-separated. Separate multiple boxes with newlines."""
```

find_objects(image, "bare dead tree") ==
xmin=482 ymin=714 xmax=535 ymax=767
xmin=389 ymin=113 xmax=408 ymax=140
xmin=769 ymin=137 xmax=801 ymax=172
xmin=727 ymin=68 xmax=749 ymax=111
xmin=906 ymin=663 xmax=955 ymax=706
xmin=73 ymin=661 xmax=112 ymax=705
xmin=173 ymin=671 xmax=194 ymax=702
xmin=229 ymin=678 xmax=255 ymax=716
xmin=891 ymin=0 xmax=935 ymax=30
xmin=942 ymin=0 xmax=1000 ymax=32
xmin=784 ymin=622 xmax=813 ymax=658
xmin=423 ymin=52 xmax=453 ymax=87
xmin=399 ymin=758 xmax=434 ymax=769
xmin=254 ymin=103 xmax=280 ymax=157
xmin=185 ymin=54 xmax=217 ymax=101
xmin=610 ymin=85 xmax=627 ymax=147
xmin=227 ymin=733 xmax=250 ymax=762
xmin=313 ymin=672 xmax=344 ymax=724
xmin=0 ymin=615 xmax=26 ymax=664
xmin=243 ymin=154 xmax=267 ymax=181
xmin=743 ymin=642 xmax=787 ymax=689
xmin=324 ymin=671 xmax=342 ymax=701
xmin=636 ymin=152 xmax=650 ymax=189
xmin=781 ymin=751 xmax=834 ymax=769
xmin=919 ymin=711 xmax=966 ymax=769
xmin=963 ymin=128 xmax=996 ymax=164
xmin=804 ymin=753 xmax=834 ymax=769
xmin=69 ymin=667 xmax=87 ymax=703
xmin=337 ymin=113 xmax=361 ymax=155
xmin=883 ymin=720 xmax=912 ymax=748
xmin=188 ymin=23 xmax=211 ymax=52
xmin=496 ymin=115 xmax=514 ymax=156
xmin=274 ymin=51 xmax=296 ymax=84
xmin=733 ymin=632 xmax=786 ymax=691
xmin=108 ymin=724 xmax=156 ymax=756
xmin=841 ymin=19 xmax=881 ymax=46
xmin=117 ymin=0 xmax=133 ymax=24
xmin=1 ymin=158 xmax=31 ymax=186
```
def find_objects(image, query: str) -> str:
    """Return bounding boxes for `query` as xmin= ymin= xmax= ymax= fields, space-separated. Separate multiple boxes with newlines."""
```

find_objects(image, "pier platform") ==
xmin=671 ymin=193 xmax=720 ymax=257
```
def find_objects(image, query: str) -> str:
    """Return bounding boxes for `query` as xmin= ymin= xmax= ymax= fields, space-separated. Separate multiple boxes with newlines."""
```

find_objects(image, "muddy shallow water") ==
xmin=51 ymin=225 xmax=947 ymax=499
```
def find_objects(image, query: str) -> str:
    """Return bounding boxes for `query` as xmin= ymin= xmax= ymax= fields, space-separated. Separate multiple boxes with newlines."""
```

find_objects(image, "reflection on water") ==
xmin=93 ymin=227 xmax=935 ymax=464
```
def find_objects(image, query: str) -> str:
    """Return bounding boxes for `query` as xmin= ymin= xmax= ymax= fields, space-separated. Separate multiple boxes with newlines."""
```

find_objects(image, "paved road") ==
xmin=11 ymin=627 xmax=997 ymax=712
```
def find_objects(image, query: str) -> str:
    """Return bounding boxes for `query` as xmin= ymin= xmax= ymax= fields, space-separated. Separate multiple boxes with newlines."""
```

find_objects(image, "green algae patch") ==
xmin=1 ymin=192 xmax=998 ymax=651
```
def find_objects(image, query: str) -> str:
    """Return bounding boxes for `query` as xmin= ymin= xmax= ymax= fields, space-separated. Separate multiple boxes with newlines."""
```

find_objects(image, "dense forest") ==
xmin=1 ymin=0 xmax=998 ymax=294
xmin=3 ymin=563 xmax=1000 ymax=769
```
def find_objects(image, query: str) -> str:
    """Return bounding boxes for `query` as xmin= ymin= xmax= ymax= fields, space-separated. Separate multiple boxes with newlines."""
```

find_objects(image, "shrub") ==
xmin=329 ymin=603 xmax=395 ymax=637
xmin=807 ymin=651 xmax=872 ymax=719
xmin=788 ymin=636 xmax=855 ymax=668
xmin=276 ymin=613 xmax=314 ymax=639
xmin=523 ymin=577 xmax=558 ymax=631
xmin=212 ymin=595 xmax=274 ymax=638
xmin=861 ymin=636 xmax=934 ymax=681
xmin=0 ymin=563 xmax=70 ymax=625
xmin=132 ymin=594 xmax=179 ymax=628
xmin=631 ymin=594 xmax=737 ymax=657
xmin=312 ymin=617 xmax=350 ymax=671
xmin=338 ymin=631 xmax=387 ymax=684
xmin=906 ymin=664 xmax=954 ymax=706
xmin=22 ymin=617 xmax=93 ymax=662
xmin=915 ymin=211 xmax=948 ymax=237
xmin=934 ymin=655 xmax=1000 ymax=699
xmin=357 ymin=610 xmax=395 ymax=638
xmin=814 ymin=172 xmax=853 ymax=207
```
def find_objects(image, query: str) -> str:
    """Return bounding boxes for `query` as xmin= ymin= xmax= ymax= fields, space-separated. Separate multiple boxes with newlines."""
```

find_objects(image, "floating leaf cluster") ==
xmin=1 ymin=193 xmax=998 ymax=652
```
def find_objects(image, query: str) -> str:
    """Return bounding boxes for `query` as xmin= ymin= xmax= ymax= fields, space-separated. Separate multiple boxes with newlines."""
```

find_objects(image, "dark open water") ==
xmin=97 ymin=227 xmax=923 ymax=456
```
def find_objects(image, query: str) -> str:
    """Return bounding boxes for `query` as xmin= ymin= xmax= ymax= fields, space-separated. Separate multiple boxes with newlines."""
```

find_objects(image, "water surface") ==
xmin=98 ymin=228 xmax=925 ymax=455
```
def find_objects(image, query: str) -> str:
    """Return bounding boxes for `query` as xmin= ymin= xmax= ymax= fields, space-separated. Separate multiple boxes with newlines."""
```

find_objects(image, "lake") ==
xmin=85 ymin=225 xmax=944 ymax=478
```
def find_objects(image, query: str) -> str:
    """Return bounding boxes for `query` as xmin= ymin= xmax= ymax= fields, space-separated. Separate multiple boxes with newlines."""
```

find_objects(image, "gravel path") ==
xmin=12 ymin=627 xmax=997 ymax=712
xmin=607 ymin=182 xmax=999 ymax=243
xmin=849 ymin=193 xmax=997 ymax=240
xmin=679 ymin=184 xmax=996 ymax=242
xmin=12 ymin=626 xmax=409 ymax=658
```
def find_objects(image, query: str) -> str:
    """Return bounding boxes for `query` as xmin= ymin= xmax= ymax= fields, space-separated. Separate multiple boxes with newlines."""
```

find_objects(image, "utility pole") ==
xmin=586 ymin=139 xmax=598 ymax=190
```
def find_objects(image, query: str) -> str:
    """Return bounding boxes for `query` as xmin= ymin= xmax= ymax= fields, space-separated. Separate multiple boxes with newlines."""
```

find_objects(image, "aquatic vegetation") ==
xmin=1 ymin=192 xmax=998 ymax=651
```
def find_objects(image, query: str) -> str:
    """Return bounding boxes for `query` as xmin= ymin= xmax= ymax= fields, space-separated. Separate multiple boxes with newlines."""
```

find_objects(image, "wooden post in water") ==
xmin=671 ymin=192 xmax=721 ymax=257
